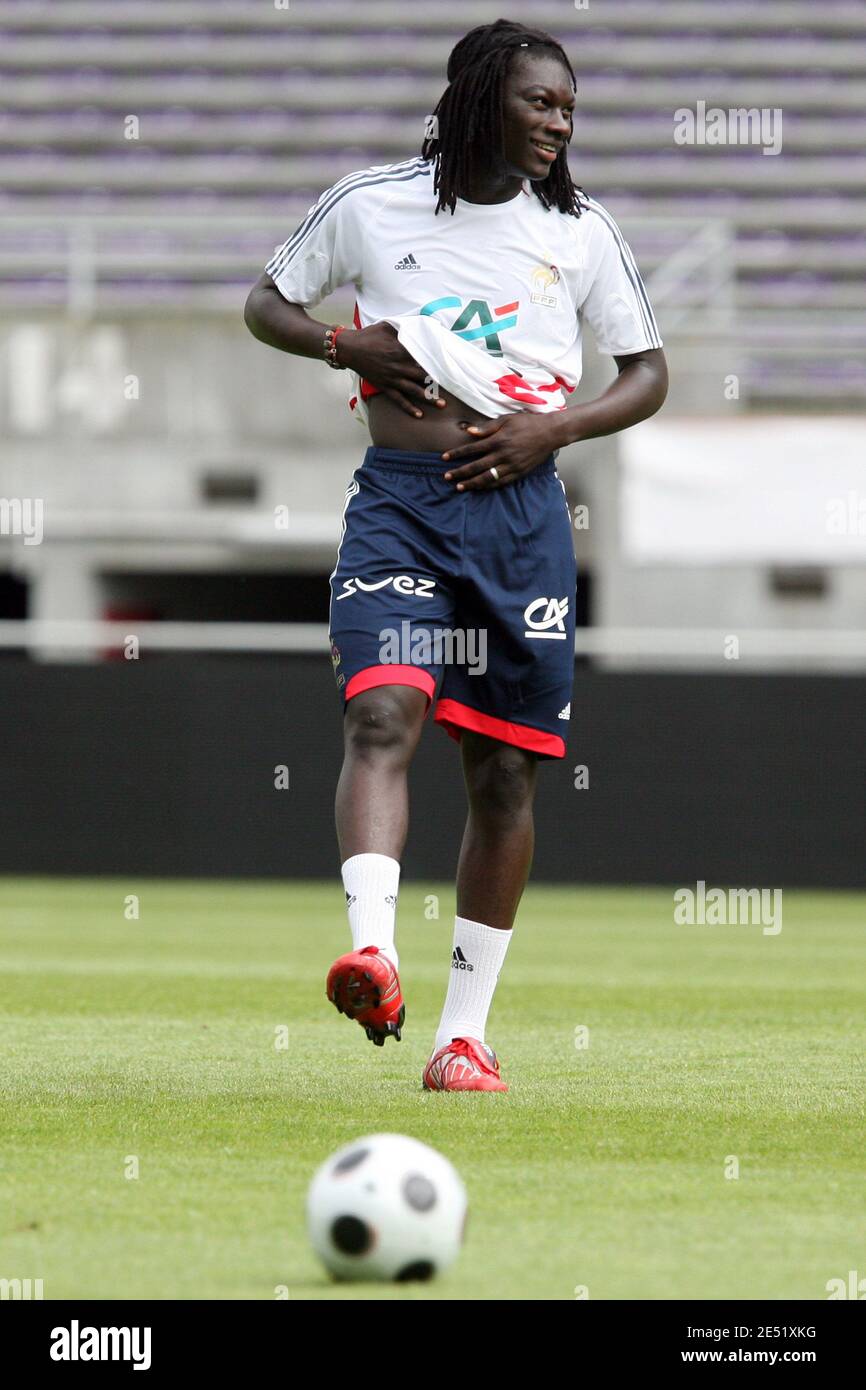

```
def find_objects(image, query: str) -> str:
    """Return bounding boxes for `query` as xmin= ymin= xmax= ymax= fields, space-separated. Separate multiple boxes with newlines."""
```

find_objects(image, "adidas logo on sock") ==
xmin=394 ymin=252 xmax=422 ymax=270
xmin=384 ymin=894 xmax=397 ymax=908
xmin=558 ymin=702 xmax=571 ymax=720
xmin=345 ymin=891 xmax=357 ymax=909
xmin=451 ymin=946 xmax=474 ymax=972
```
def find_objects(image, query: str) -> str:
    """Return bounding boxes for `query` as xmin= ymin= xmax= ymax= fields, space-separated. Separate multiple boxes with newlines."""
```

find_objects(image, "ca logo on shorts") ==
xmin=524 ymin=595 xmax=569 ymax=640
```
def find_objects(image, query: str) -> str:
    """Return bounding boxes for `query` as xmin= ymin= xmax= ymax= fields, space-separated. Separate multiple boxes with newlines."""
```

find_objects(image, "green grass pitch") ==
xmin=1 ymin=878 xmax=863 ymax=1301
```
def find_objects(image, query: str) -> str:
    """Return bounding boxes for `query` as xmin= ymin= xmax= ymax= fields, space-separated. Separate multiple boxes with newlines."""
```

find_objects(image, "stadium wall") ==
xmin=2 ymin=658 xmax=863 ymax=889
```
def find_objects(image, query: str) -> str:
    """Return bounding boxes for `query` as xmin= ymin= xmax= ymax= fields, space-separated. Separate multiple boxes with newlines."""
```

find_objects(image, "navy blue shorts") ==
xmin=327 ymin=446 xmax=577 ymax=759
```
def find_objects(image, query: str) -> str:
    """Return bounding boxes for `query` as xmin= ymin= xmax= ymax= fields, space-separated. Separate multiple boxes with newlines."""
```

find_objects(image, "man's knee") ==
xmin=344 ymin=687 xmax=425 ymax=759
xmin=464 ymin=738 xmax=537 ymax=815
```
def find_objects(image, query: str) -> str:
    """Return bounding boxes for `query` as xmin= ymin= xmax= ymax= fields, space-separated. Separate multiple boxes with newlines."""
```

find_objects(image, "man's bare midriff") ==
xmin=367 ymin=389 xmax=494 ymax=453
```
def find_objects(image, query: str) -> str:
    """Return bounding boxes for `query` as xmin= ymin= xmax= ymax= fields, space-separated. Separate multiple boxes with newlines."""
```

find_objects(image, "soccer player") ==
xmin=244 ymin=19 xmax=667 ymax=1092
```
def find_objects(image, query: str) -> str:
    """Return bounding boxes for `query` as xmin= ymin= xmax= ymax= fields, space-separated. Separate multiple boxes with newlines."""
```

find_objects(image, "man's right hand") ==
xmin=337 ymin=322 xmax=446 ymax=417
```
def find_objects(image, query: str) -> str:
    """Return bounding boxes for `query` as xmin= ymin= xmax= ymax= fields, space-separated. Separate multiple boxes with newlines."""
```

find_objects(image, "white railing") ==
xmin=1 ymin=620 xmax=865 ymax=663
xmin=0 ymin=213 xmax=307 ymax=316
xmin=0 ymin=212 xmax=723 ymax=318
xmin=643 ymin=220 xmax=735 ymax=333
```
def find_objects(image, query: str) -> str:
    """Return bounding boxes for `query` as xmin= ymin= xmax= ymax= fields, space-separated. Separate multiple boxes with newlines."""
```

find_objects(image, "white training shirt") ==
xmin=265 ymin=156 xmax=662 ymax=426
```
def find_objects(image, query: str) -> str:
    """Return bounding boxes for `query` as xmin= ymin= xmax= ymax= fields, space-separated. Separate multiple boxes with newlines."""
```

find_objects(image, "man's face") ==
xmin=499 ymin=51 xmax=575 ymax=181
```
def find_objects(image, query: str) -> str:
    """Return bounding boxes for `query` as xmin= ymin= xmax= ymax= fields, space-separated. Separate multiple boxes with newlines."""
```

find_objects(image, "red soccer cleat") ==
xmin=326 ymin=945 xmax=405 ymax=1046
xmin=422 ymin=1037 xmax=508 ymax=1092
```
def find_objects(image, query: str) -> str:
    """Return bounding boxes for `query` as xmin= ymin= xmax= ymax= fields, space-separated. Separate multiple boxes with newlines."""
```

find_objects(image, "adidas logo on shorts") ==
xmin=451 ymin=946 xmax=474 ymax=972
xmin=558 ymin=702 xmax=571 ymax=720
xmin=394 ymin=252 xmax=422 ymax=270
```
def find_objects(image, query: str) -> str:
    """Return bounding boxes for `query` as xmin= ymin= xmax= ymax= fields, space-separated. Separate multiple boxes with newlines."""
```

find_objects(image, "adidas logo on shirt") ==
xmin=451 ymin=946 xmax=474 ymax=972
xmin=394 ymin=252 xmax=422 ymax=270
xmin=558 ymin=702 xmax=571 ymax=720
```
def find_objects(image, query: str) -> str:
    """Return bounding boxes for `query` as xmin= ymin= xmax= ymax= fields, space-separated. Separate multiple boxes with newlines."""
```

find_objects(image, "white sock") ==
xmin=434 ymin=915 xmax=512 ymax=1051
xmin=341 ymin=853 xmax=400 ymax=970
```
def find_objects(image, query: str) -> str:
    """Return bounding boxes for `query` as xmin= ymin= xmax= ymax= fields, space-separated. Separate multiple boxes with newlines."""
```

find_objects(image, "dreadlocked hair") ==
xmin=421 ymin=17 xmax=588 ymax=217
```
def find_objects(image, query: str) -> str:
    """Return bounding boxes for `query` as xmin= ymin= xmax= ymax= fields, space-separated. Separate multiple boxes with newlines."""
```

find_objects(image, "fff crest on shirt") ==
xmin=530 ymin=261 xmax=560 ymax=308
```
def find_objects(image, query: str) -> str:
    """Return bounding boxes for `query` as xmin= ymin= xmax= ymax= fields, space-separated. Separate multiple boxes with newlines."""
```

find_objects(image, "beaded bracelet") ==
xmin=323 ymin=324 xmax=348 ymax=369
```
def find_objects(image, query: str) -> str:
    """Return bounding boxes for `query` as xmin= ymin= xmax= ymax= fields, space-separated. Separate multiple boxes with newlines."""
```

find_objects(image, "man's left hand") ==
xmin=441 ymin=414 xmax=559 ymax=491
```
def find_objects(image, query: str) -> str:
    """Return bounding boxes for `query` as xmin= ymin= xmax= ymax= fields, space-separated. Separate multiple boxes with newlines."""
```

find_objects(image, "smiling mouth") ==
xmin=530 ymin=139 xmax=560 ymax=155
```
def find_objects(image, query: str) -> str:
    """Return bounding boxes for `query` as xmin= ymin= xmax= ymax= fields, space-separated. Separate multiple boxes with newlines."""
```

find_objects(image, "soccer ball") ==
xmin=307 ymin=1132 xmax=468 ymax=1282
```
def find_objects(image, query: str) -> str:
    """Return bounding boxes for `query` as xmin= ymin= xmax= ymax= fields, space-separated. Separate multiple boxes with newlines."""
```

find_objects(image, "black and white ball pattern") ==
xmin=307 ymin=1133 xmax=468 ymax=1283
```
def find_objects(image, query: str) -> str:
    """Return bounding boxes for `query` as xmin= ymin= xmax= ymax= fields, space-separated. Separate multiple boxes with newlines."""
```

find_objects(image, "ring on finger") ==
xmin=489 ymin=465 xmax=500 ymax=481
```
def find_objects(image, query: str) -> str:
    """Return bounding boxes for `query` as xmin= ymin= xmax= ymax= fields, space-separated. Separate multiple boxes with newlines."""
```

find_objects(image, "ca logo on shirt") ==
xmin=524 ymin=595 xmax=569 ymax=639
xmin=419 ymin=296 xmax=519 ymax=354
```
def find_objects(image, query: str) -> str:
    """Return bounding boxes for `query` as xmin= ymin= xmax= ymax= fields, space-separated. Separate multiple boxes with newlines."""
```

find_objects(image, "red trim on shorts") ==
xmin=345 ymin=664 xmax=436 ymax=710
xmin=434 ymin=698 xmax=566 ymax=759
